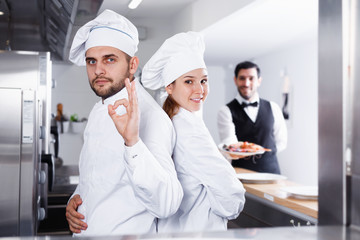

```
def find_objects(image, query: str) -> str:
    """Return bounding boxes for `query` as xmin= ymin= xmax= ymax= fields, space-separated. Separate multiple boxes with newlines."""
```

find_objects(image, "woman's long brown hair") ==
xmin=163 ymin=94 xmax=180 ymax=119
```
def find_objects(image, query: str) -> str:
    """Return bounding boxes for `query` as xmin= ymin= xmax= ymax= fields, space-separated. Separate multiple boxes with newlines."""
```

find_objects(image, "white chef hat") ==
xmin=69 ymin=9 xmax=139 ymax=66
xmin=141 ymin=31 xmax=206 ymax=91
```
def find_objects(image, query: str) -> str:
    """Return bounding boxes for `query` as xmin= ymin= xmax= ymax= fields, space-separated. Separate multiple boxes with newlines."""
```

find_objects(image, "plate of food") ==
xmin=218 ymin=141 xmax=271 ymax=158
xmin=236 ymin=173 xmax=287 ymax=184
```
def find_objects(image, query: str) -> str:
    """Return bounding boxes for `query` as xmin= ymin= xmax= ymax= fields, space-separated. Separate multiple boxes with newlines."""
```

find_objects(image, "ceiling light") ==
xmin=128 ymin=0 xmax=143 ymax=9
xmin=0 ymin=11 xmax=4 ymax=15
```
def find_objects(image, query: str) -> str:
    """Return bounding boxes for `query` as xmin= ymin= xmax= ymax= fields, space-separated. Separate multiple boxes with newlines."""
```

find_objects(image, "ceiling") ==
xmin=0 ymin=0 xmax=103 ymax=59
xmin=0 ymin=0 xmax=317 ymax=64
xmin=98 ymin=0 xmax=195 ymax=18
xmin=202 ymin=0 xmax=318 ymax=65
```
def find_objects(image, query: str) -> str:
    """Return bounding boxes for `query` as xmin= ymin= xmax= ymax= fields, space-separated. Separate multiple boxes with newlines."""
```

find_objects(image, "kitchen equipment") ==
xmin=0 ymin=51 xmax=53 ymax=236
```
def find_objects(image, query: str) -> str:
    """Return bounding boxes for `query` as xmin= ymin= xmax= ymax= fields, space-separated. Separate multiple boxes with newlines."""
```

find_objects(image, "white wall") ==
xmin=256 ymin=40 xmax=318 ymax=186
xmin=202 ymin=66 xmax=227 ymax=144
xmin=130 ymin=17 xmax=176 ymax=68
xmin=51 ymin=62 xmax=97 ymax=165
xmin=202 ymin=39 xmax=318 ymax=185
xmin=173 ymin=0 xmax=254 ymax=33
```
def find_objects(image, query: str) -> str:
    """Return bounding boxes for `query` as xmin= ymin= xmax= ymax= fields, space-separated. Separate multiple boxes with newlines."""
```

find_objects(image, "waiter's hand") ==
xmin=108 ymin=78 xmax=140 ymax=146
xmin=222 ymin=152 xmax=248 ymax=160
xmin=65 ymin=194 xmax=87 ymax=233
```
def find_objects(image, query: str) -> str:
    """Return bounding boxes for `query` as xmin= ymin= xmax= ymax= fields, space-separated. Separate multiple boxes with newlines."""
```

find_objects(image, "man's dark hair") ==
xmin=234 ymin=61 xmax=261 ymax=78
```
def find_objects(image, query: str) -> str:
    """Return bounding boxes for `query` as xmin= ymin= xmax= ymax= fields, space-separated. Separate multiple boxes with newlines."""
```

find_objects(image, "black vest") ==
xmin=227 ymin=98 xmax=280 ymax=174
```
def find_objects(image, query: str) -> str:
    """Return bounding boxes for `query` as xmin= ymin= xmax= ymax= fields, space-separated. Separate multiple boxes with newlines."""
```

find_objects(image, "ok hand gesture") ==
xmin=108 ymin=78 xmax=139 ymax=146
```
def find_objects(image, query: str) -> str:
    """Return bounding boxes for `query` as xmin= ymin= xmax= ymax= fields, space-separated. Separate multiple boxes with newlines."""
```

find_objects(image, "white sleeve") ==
xmin=180 ymin=122 xmax=245 ymax=220
xmin=123 ymin=116 xmax=183 ymax=219
xmin=68 ymin=185 xmax=80 ymax=204
xmin=217 ymin=105 xmax=238 ymax=144
xmin=270 ymin=101 xmax=288 ymax=153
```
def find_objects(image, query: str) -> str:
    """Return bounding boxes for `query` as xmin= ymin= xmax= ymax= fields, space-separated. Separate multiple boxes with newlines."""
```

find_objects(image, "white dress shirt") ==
xmin=158 ymin=107 xmax=246 ymax=233
xmin=72 ymin=79 xmax=183 ymax=236
xmin=217 ymin=93 xmax=287 ymax=152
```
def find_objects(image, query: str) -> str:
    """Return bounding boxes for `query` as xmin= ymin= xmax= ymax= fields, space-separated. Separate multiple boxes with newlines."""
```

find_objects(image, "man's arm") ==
xmin=270 ymin=101 xmax=288 ymax=152
xmin=108 ymin=80 xmax=183 ymax=218
xmin=123 ymin=116 xmax=183 ymax=218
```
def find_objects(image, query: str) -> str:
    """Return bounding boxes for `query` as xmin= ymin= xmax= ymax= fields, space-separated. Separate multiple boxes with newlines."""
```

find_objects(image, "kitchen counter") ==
xmin=233 ymin=168 xmax=318 ymax=227
xmin=2 ymin=226 xmax=360 ymax=240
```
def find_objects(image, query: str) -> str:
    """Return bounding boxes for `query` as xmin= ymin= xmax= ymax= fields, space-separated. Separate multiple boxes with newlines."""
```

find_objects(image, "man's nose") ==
xmin=244 ymin=78 xmax=251 ymax=86
xmin=95 ymin=63 xmax=105 ymax=76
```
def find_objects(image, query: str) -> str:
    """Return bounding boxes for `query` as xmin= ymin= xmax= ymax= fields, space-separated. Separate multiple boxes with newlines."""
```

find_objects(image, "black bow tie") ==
xmin=240 ymin=101 xmax=258 ymax=108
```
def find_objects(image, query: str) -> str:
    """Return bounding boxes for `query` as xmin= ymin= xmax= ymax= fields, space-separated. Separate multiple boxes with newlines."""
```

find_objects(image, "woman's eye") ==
xmin=201 ymin=79 xmax=208 ymax=84
xmin=185 ymin=80 xmax=192 ymax=84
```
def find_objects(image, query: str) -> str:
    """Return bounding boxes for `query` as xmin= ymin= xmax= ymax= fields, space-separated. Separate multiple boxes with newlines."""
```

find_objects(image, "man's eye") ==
xmin=87 ymin=59 xmax=96 ymax=64
xmin=106 ymin=58 xmax=115 ymax=63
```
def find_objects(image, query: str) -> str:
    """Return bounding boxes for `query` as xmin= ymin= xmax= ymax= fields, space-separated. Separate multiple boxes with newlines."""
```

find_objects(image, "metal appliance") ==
xmin=0 ymin=50 xmax=53 ymax=236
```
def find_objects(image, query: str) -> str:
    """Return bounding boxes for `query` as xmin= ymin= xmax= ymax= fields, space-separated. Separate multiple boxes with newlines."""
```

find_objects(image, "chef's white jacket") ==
xmin=158 ymin=108 xmax=246 ymax=233
xmin=72 ymin=79 xmax=183 ymax=236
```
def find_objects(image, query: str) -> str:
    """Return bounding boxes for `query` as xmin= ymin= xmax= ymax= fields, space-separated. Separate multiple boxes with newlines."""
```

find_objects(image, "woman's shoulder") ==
xmin=172 ymin=108 xmax=203 ymax=133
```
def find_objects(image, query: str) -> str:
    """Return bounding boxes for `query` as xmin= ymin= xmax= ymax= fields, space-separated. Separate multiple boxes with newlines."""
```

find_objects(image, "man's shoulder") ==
xmin=259 ymin=98 xmax=270 ymax=103
xmin=259 ymin=98 xmax=282 ymax=114
xmin=138 ymin=92 xmax=173 ymax=126
xmin=260 ymin=98 xmax=276 ymax=108
xmin=226 ymin=98 xmax=238 ymax=105
xmin=225 ymin=98 xmax=240 ymax=110
xmin=259 ymin=98 xmax=279 ymax=107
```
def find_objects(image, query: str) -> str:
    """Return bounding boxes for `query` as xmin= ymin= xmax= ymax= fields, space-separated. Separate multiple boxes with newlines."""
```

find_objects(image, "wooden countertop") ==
xmin=234 ymin=168 xmax=318 ymax=219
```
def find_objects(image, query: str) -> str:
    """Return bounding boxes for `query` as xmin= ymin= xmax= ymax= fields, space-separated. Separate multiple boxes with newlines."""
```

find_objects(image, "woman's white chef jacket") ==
xmin=158 ymin=107 xmax=246 ymax=233
xmin=72 ymin=79 xmax=183 ymax=236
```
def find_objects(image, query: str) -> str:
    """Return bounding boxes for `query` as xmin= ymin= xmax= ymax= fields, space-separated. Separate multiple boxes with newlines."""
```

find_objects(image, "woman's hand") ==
xmin=108 ymin=78 xmax=140 ymax=146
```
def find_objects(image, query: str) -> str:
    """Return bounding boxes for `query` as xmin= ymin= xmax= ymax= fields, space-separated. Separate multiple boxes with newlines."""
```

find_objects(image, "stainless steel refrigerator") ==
xmin=0 ymin=50 xmax=53 ymax=236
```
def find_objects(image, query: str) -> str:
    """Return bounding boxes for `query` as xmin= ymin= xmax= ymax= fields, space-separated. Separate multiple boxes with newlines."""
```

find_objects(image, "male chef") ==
xmin=65 ymin=9 xmax=183 ymax=236
xmin=217 ymin=61 xmax=287 ymax=174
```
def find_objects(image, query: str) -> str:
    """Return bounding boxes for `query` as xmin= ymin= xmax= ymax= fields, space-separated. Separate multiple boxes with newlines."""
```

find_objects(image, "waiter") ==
xmin=217 ymin=61 xmax=287 ymax=174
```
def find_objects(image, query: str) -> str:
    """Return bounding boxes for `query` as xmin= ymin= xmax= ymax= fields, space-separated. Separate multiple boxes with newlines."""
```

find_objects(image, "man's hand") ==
xmin=65 ymin=194 xmax=88 ymax=233
xmin=108 ymin=78 xmax=140 ymax=146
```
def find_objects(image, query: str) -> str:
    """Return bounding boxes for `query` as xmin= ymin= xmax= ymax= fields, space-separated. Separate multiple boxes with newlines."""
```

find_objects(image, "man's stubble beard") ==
xmin=90 ymin=72 xmax=130 ymax=100
xmin=238 ymin=86 xmax=251 ymax=100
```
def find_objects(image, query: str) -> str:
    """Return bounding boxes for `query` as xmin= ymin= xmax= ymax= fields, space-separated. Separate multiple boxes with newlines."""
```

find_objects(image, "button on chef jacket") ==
xmin=71 ymin=79 xmax=183 ymax=236
xmin=158 ymin=107 xmax=246 ymax=233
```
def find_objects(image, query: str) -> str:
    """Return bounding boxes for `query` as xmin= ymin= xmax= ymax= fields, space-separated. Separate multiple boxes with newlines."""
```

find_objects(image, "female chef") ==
xmin=141 ymin=31 xmax=246 ymax=233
